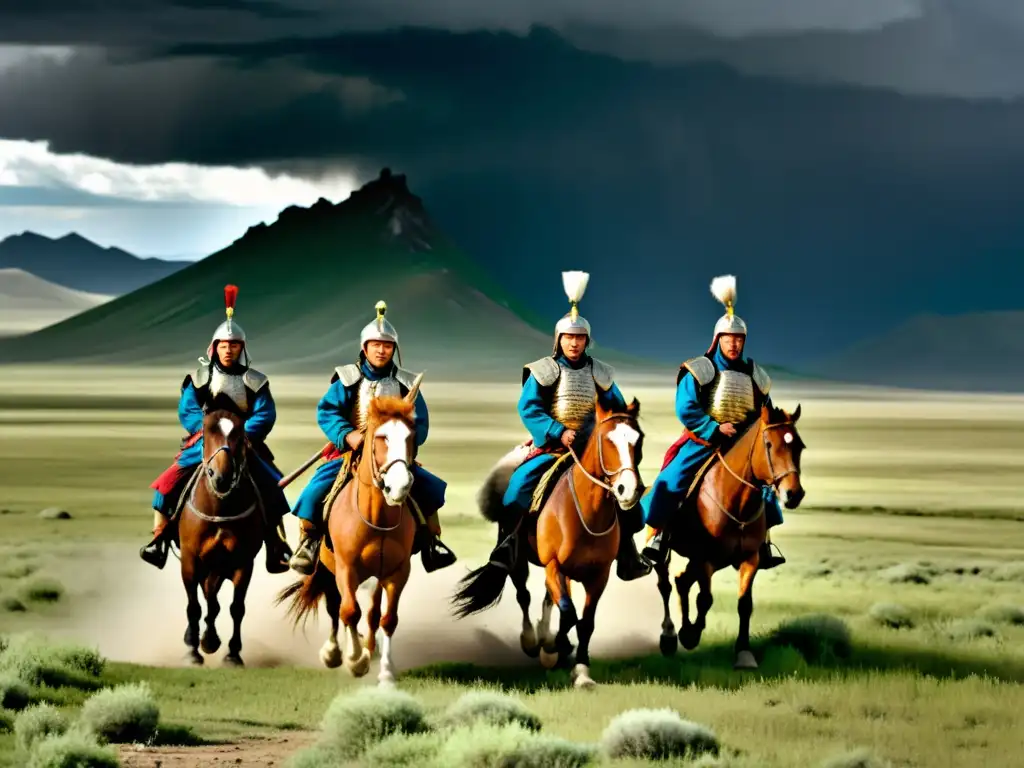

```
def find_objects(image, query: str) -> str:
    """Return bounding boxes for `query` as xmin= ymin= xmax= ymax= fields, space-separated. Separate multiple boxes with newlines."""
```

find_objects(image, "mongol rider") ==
xmin=485 ymin=270 xmax=652 ymax=581
xmin=141 ymin=284 xmax=294 ymax=573
xmin=287 ymin=301 xmax=458 ymax=575
xmin=640 ymin=274 xmax=787 ymax=569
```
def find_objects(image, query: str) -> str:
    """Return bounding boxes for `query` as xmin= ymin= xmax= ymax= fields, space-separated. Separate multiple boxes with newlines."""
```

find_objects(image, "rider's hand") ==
xmin=345 ymin=431 xmax=365 ymax=451
xmin=718 ymin=423 xmax=738 ymax=438
xmin=560 ymin=429 xmax=577 ymax=448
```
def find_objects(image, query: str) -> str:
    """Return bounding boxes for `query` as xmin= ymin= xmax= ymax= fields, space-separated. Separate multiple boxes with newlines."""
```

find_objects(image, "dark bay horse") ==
xmin=649 ymin=404 xmax=805 ymax=669
xmin=178 ymin=409 xmax=267 ymax=666
xmin=278 ymin=375 xmax=423 ymax=687
xmin=451 ymin=397 xmax=645 ymax=689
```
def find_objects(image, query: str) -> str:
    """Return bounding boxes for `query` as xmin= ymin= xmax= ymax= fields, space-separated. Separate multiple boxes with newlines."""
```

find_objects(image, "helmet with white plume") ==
xmin=707 ymin=274 xmax=747 ymax=355
xmin=552 ymin=270 xmax=592 ymax=354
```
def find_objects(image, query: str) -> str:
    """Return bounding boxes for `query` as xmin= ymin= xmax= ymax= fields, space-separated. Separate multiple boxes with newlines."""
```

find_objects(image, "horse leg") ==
xmin=656 ymin=552 xmax=678 ymax=656
xmin=733 ymin=555 xmax=760 ymax=670
xmin=540 ymin=561 xmax=577 ymax=670
xmin=535 ymin=591 xmax=555 ymax=663
xmin=366 ymin=580 xmax=384 ymax=659
xmin=378 ymin=564 xmax=411 ymax=687
xmin=337 ymin=565 xmax=370 ymax=677
xmin=571 ymin=566 xmax=610 ymax=689
xmin=514 ymin=556 xmax=539 ymax=657
xmin=224 ymin=565 xmax=253 ymax=667
xmin=181 ymin=556 xmax=203 ymax=666
xmin=675 ymin=559 xmax=701 ymax=650
xmin=679 ymin=560 xmax=715 ymax=651
xmin=319 ymin=577 xmax=343 ymax=669
xmin=200 ymin=571 xmax=224 ymax=655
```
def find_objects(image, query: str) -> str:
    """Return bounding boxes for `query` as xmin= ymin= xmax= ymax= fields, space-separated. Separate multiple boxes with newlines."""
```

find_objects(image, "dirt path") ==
xmin=119 ymin=732 xmax=316 ymax=767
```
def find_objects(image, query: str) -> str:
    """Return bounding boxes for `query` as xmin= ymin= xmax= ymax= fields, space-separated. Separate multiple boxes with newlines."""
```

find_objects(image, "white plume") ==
xmin=710 ymin=274 xmax=737 ymax=308
xmin=562 ymin=271 xmax=590 ymax=303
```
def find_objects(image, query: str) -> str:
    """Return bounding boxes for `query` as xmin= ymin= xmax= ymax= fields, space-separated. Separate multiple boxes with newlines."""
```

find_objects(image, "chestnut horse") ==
xmin=277 ymin=375 xmax=423 ymax=687
xmin=650 ymin=403 xmax=805 ymax=670
xmin=178 ymin=409 xmax=266 ymax=666
xmin=450 ymin=397 xmax=645 ymax=689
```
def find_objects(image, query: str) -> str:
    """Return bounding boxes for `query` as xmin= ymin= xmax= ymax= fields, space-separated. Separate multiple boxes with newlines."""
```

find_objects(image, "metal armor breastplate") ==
xmin=551 ymin=362 xmax=596 ymax=431
xmin=209 ymin=367 xmax=249 ymax=413
xmin=352 ymin=375 xmax=403 ymax=431
xmin=706 ymin=369 xmax=755 ymax=424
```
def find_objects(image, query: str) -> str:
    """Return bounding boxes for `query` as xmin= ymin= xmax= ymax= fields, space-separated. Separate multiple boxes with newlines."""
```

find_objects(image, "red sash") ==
xmin=660 ymin=429 xmax=712 ymax=470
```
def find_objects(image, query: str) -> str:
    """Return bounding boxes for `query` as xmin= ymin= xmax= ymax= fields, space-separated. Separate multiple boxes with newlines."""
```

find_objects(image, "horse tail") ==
xmin=450 ymin=561 xmax=511 ymax=619
xmin=476 ymin=443 xmax=532 ymax=523
xmin=275 ymin=564 xmax=334 ymax=630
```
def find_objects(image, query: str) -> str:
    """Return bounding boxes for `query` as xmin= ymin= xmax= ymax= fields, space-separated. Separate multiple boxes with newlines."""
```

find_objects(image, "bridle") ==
xmin=355 ymin=419 xmax=415 ymax=533
xmin=706 ymin=416 xmax=801 ymax=529
xmin=186 ymin=436 xmax=258 ymax=524
xmin=565 ymin=412 xmax=643 ymax=537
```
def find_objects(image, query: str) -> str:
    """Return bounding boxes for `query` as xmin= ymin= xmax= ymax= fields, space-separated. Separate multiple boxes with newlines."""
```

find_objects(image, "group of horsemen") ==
xmin=140 ymin=272 xmax=788 ymax=582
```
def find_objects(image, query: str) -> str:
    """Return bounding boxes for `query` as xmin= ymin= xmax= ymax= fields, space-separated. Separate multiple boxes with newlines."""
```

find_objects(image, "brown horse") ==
xmin=450 ymin=397 xmax=645 ymax=689
xmin=178 ymin=409 xmax=266 ymax=666
xmin=277 ymin=375 xmax=423 ymax=687
xmin=649 ymin=403 xmax=805 ymax=670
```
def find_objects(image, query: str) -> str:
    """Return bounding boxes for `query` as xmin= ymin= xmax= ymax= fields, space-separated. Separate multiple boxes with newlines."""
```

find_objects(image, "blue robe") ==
xmin=291 ymin=359 xmax=446 ymax=523
xmin=151 ymin=372 xmax=286 ymax=516
xmin=503 ymin=354 xmax=627 ymax=513
xmin=640 ymin=346 xmax=784 ymax=530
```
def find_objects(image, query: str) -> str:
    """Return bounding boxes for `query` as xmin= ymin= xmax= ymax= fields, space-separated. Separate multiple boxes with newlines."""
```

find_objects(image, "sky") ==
xmin=1 ymin=0 xmax=1023 ymax=257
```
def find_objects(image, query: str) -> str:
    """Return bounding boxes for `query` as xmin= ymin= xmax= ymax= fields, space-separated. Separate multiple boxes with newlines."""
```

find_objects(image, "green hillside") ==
xmin=0 ymin=170 xmax=661 ymax=379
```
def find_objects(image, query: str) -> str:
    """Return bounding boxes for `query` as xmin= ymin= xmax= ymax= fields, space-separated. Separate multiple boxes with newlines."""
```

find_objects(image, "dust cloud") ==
xmin=40 ymin=519 xmax=667 ymax=672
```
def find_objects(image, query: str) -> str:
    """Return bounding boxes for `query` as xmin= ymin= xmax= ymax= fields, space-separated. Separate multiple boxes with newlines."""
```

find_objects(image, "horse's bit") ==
xmin=186 ymin=442 xmax=257 ymax=523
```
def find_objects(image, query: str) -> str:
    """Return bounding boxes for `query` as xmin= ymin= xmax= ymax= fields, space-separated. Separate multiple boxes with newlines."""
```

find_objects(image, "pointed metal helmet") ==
xmin=552 ymin=270 xmax=592 ymax=354
xmin=706 ymin=274 xmax=748 ymax=355
xmin=207 ymin=284 xmax=250 ymax=364
xmin=359 ymin=300 xmax=402 ymax=363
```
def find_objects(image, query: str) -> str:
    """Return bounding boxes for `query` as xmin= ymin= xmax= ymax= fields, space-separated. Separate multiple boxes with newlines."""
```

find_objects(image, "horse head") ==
xmin=202 ymin=409 xmax=247 ymax=498
xmin=592 ymin=396 xmax=645 ymax=510
xmin=364 ymin=372 xmax=423 ymax=507
xmin=755 ymin=404 xmax=805 ymax=509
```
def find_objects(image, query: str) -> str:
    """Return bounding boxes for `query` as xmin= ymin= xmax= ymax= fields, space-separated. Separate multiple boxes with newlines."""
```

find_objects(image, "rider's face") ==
xmin=559 ymin=333 xmax=587 ymax=361
xmin=365 ymin=341 xmax=395 ymax=368
xmin=718 ymin=334 xmax=744 ymax=361
xmin=216 ymin=341 xmax=243 ymax=367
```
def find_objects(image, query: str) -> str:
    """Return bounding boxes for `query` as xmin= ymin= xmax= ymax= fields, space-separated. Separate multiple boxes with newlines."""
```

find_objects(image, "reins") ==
xmin=185 ymin=440 xmax=260 ymax=524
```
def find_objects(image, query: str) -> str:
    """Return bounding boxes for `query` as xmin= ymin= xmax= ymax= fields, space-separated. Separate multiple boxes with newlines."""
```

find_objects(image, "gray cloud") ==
xmin=1 ymin=0 xmax=1024 ymax=97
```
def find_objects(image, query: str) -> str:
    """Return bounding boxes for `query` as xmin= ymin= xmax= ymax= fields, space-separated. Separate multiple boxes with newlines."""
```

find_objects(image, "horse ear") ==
xmin=404 ymin=372 xmax=424 ymax=403
xmin=792 ymin=404 xmax=801 ymax=422
xmin=628 ymin=397 xmax=640 ymax=417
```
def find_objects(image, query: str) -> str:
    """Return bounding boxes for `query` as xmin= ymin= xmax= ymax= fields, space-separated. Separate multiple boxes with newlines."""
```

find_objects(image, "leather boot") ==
xmin=264 ymin=520 xmax=293 ymax=574
xmin=642 ymin=529 xmax=670 ymax=565
xmin=759 ymin=538 xmax=786 ymax=570
xmin=616 ymin=531 xmax=653 ymax=581
xmin=417 ymin=513 xmax=457 ymax=573
xmin=140 ymin=512 xmax=170 ymax=569
xmin=289 ymin=519 xmax=321 ymax=575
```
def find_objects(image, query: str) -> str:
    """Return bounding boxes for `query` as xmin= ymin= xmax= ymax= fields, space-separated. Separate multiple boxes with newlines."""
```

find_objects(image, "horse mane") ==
xmin=367 ymin=395 xmax=416 ymax=428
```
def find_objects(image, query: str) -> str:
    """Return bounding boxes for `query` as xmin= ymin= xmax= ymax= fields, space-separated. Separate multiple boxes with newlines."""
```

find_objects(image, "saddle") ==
xmin=528 ymin=451 xmax=574 ymax=515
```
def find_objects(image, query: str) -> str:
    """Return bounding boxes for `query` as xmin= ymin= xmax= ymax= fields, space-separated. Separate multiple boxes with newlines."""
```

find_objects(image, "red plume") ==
xmin=224 ymin=284 xmax=239 ymax=310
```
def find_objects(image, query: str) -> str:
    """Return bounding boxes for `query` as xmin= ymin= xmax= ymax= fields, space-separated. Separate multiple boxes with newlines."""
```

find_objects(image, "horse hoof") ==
xmin=539 ymin=647 xmax=559 ymax=670
xmin=571 ymin=664 xmax=597 ymax=689
xmin=319 ymin=643 xmax=343 ymax=669
xmin=223 ymin=653 xmax=244 ymax=668
xmin=201 ymin=633 xmax=221 ymax=655
xmin=520 ymin=629 xmax=539 ymax=657
xmin=346 ymin=648 xmax=371 ymax=678
xmin=186 ymin=651 xmax=203 ymax=666
xmin=679 ymin=628 xmax=701 ymax=651
xmin=733 ymin=650 xmax=758 ymax=670
xmin=659 ymin=633 xmax=678 ymax=656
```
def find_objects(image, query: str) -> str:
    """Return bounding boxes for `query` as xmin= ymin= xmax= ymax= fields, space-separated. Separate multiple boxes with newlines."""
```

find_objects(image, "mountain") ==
xmin=0 ymin=232 xmax=188 ymax=295
xmin=0 ymin=268 xmax=112 ymax=337
xmin=810 ymin=311 xmax=1024 ymax=391
xmin=0 ymin=170 xmax=666 ymax=379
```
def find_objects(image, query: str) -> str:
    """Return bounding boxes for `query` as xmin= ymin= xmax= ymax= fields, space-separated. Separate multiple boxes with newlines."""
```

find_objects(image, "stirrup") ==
xmin=421 ymin=538 xmax=457 ymax=573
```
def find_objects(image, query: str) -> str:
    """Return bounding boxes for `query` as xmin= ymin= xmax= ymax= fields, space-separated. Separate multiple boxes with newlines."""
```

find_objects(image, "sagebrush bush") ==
xmin=26 ymin=729 xmax=121 ymax=768
xmin=286 ymin=745 xmax=344 ymax=768
xmin=15 ymin=703 xmax=69 ymax=751
xmin=976 ymin=604 xmax=1024 ymax=626
xmin=436 ymin=722 xmax=595 ymax=768
xmin=0 ymin=633 xmax=105 ymax=689
xmin=0 ymin=562 xmax=37 ymax=579
xmin=868 ymin=603 xmax=914 ymax=630
xmin=880 ymin=563 xmax=931 ymax=585
xmin=18 ymin=576 xmax=64 ymax=603
xmin=821 ymin=747 xmax=892 ymax=768
xmin=361 ymin=730 xmax=446 ymax=766
xmin=768 ymin=614 xmax=852 ymax=662
xmin=2 ymin=594 xmax=27 ymax=612
xmin=79 ymin=682 xmax=159 ymax=744
xmin=436 ymin=690 xmax=542 ymax=732
xmin=946 ymin=619 xmax=998 ymax=642
xmin=0 ymin=709 xmax=13 ymax=733
xmin=600 ymin=708 xmax=719 ymax=761
xmin=0 ymin=673 xmax=32 ymax=710
xmin=318 ymin=686 xmax=427 ymax=758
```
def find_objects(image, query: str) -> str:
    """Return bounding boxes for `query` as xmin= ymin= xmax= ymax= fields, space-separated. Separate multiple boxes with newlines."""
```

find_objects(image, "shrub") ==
xmin=436 ymin=722 xmax=595 ymax=768
xmin=946 ymin=620 xmax=998 ymax=642
xmin=436 ymin=690 xmax=542 ymax=732
xmin=976 ymin=604 xmax=1024 ymax=626
xmin=15 ymin=703 xmax=69 ymax=751
xmin=880 ymin=563 xmax=931 ymax=585
xmin=26 ymin=730 xmax=121 ymax=768
xmin=868 ymin=603 xmax=914 ymax=630
xmin=2 ymin=594 xmax=27 ymax=612
xmin=600 ymin=708 xmax=719 ymax=761
xmin=18 ymin=577 xmax=64 ymax=604
xmin=318 ymin=687 xmax=427 ymax=759
xmin=362 ymin=731 xmax=446 ymax=766
xmin=0 ymin=673 xmax=32 ymax=710
xmin=79 ymin=682 xmax=159 ymax=744
xmin=768 ymin=614 xmax=852 ymax=662
xmin=0 ymin=634 xmax=104 ymax=689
